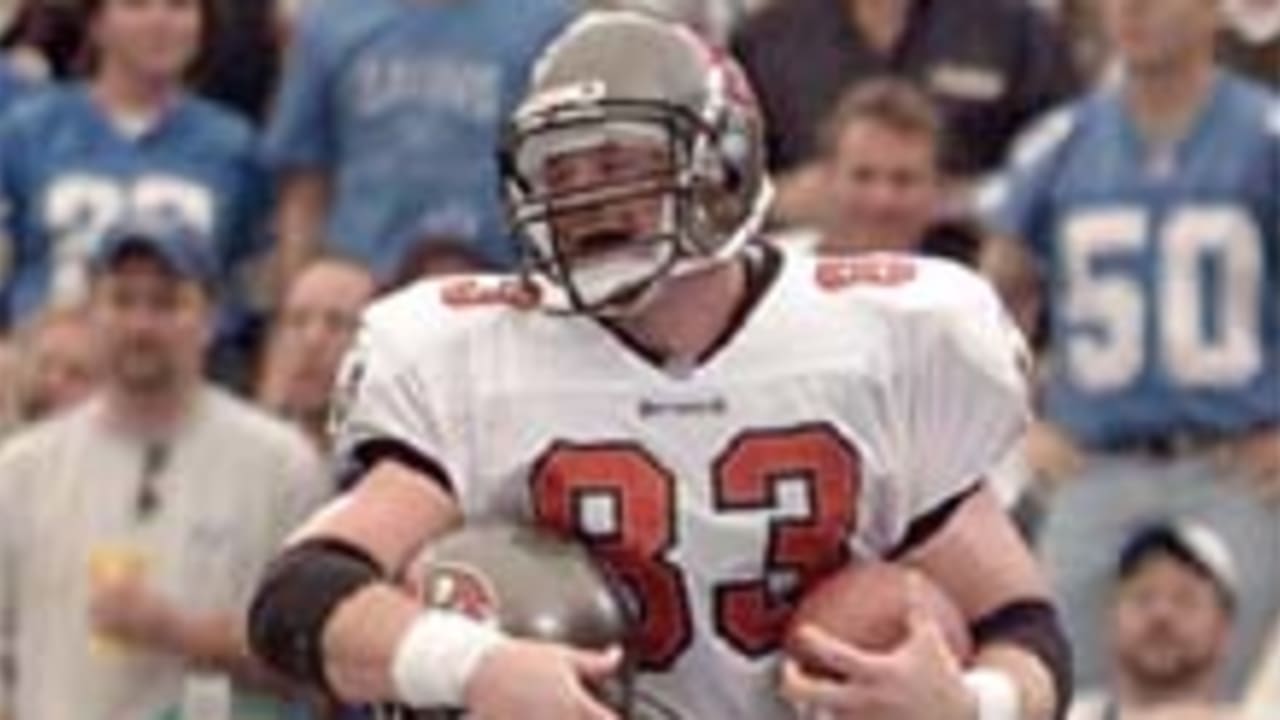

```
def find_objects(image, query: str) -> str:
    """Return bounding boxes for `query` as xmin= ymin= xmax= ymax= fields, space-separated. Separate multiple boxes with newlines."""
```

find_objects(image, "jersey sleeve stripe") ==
xmin=343 ymin=439 xmax=456 ymax=495
xmin=886 ymin=481 xmax=982 ymax=560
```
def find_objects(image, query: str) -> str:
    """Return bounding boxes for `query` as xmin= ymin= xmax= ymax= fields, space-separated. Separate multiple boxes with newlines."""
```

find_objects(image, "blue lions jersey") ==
xmin=263 ymin=0 xmax=573 ymax=278
xmin=984 ymin=73 xmax=1279 ymax=447
xmin=0 ymin=84 xmax=268 ymax=328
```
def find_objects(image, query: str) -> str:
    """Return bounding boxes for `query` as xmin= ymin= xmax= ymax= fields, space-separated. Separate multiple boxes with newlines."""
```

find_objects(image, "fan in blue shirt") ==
xmin=0 ymin=0 xmax=269 ymax=386
xmin=0 ymin=85 xmax=266 ymax=329
xmin=985 ymin=72 xmax=1279 ymax=449
xmin=980 ymin=0 xmax=1279 ymax=692
xmin=264 ymin=0 xmax=574 ymax=283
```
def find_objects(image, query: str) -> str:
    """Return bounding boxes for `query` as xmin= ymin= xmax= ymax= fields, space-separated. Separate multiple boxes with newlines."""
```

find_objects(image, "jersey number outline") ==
xmin=529 ymin=423 xmax=860 ymax=670
xmin=42 ymin=173 xmax=216 ymax=304
xmin=1061 ymin=205 xmax=1264 ymax=391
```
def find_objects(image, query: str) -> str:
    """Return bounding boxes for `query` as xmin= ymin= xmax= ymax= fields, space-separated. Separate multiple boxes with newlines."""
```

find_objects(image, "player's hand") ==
xmin=780 ymin=579 xmax=975 ymax=720
xmin=463 ymin=640 xmax=622 ymax=720
xmin=88 ymin=570 xmax=181 ymax=652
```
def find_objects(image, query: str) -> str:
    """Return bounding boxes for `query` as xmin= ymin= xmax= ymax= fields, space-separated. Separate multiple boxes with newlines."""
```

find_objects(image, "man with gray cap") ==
xmin=1068 ymin=519 xmax=1243 ymax=720
xmin=0 ymin=212 xmax=328 ymax=720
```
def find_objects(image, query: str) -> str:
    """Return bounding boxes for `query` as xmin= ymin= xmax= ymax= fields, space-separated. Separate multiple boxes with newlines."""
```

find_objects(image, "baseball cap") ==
xmin=1117 ymin=518 xmax=1240 ymax=610
xmin=89 ymin=211 xmax=216 ymax=287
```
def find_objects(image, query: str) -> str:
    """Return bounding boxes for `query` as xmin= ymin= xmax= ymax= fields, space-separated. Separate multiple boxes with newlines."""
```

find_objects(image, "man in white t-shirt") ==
xmin=0 ymin=212 xmax=329 ymax=720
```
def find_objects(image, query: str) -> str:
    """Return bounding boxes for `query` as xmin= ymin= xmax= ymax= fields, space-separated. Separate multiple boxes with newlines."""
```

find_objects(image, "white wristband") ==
xmin=390 ymin=610 xmax=510 ymax=708
xmin=962 ymin=668 xmax=1021 ymax=720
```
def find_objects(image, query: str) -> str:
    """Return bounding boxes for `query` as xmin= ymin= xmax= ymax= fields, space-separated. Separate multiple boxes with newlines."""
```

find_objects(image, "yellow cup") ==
xmin=86 ymin=543 xmax=149 ymax=657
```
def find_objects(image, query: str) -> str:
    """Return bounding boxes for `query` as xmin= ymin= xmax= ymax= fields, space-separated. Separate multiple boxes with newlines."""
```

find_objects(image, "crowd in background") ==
xmin=0 ymin=0 xmax=1275 ymax=718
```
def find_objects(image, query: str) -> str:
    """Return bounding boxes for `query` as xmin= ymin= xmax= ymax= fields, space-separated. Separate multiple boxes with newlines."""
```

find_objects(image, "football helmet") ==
xmin=379 ymin=523 xmax=633 ymax=719
xmin=500 ymin=11 xmax=772 ymax=315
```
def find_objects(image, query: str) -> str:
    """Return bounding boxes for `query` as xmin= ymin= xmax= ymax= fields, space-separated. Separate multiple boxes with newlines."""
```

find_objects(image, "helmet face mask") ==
xmin=500 ymin=12 xmax=771 ymax=317
xmin=503 ymin=102 xmax=692 ymax=315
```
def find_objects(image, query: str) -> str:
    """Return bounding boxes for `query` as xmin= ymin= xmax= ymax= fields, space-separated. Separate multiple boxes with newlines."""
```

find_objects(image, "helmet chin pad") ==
xmin=508 ymin=123 xmax=691 ymax=315
xmin=532 ymin=225 xmax=682 ymax=316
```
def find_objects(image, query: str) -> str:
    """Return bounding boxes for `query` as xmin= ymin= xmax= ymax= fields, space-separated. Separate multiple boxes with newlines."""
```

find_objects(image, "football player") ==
xmin=249 ymin=12 xmax=1070 ymax=720
xmin=0 ymin=0 xmax=266 ymax=361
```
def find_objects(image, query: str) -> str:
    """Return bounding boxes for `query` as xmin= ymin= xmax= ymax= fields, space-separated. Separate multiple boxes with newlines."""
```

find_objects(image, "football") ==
xmin=786 ymin=561 xmax=973 ymax=674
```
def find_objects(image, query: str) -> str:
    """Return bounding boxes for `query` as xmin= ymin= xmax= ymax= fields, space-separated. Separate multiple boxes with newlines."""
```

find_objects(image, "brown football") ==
xmin=786 ymin=561 xmax=973 ymax=674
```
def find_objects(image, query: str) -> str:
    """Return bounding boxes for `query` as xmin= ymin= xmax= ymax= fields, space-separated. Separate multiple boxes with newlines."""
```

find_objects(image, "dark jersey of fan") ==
xmin=731 ymin=0 xmax=1080 ymax=178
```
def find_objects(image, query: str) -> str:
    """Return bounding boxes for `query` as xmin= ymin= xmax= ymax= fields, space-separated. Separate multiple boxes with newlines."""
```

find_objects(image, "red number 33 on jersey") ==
xmin=530 ymin=424 xmax=861 ymax=670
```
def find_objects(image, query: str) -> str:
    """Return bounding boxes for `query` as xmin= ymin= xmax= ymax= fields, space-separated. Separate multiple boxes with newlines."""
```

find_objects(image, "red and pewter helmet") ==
xmin=499 ymin=10 xmax=772 ymax=316
xmin=380 ymin=523 xmax=634 ymax=719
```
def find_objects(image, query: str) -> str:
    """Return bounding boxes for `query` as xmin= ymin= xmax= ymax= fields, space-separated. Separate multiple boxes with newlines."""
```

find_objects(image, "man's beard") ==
xmin=1119 ymin=625 xmax=1217 ymax=692
xmin=110 ymin=343 xmax=179 ymax=395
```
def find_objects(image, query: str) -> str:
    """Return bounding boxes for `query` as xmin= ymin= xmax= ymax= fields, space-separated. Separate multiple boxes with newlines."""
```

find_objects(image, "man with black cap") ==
xmin=1068 ymin=519 xmax=1244 ymax=720
xmin=0 ymin=211 xmax=328 ymax=719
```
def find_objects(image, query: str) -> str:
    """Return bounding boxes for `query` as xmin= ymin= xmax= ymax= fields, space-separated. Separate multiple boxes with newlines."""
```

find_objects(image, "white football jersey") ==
xmin=334 ymin=247 xmax=1029 ymax=720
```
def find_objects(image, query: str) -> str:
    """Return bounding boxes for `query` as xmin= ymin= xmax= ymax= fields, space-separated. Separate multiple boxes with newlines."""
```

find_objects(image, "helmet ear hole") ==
xmin=717 ymin=114 xmax=755 ymax=191
xmin=720 ymin=157 xmax=743 ymax=193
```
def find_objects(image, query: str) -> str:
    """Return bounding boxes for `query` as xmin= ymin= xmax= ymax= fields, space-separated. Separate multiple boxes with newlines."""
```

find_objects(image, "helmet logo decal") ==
xmin=441 ymin=277 xmax=541 ymax=310
xmin=521 ymin=80 xmax=608 ymax=119
xmin=421 ymin=562 xmax=500 ymax=623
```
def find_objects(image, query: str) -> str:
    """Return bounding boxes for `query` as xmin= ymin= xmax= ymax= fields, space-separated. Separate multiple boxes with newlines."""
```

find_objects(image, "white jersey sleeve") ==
xmin=867 ymin=256 xmax=1032 ymax=521
xmin=330 ymin=281 xmax=474 ymax=491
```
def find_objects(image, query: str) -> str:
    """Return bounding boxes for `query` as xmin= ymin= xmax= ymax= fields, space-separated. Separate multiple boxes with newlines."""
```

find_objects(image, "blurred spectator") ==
xmin=582 ymin=0 xmax=766 ymax=43
xmin=257 ymin=256 xmax=374 ymax=452
xmin=0 ymin=0 xmax=83 ymax=79
xmin=0 ymin=338 xmax=16 ymax=437
xmin=11 ymin=303 xmax=100 ymax=423
xmin=263 ymin=0 xmax=574 ymax=295
xmin=980 ymin=0 xmax=1280 ymax=695
xmin=778 ymin=77 xmax=985 ymax=264
xmin=0 ymin=212 xmax=327 ymax=719
xmin=731 ymin=0 xmax=1079 ymax=227
xmin=1055 ymin=0 xmax=1111 ymax=82
xmin=0 ymin=0 xmax=17 ymax=36
xmin=0 ymin=0 xmax=270 ymax=382
xmin=386 ymin=231 xmax=496 ymax=290
xmin=1219 ymin=0 xmax=1280 ymax=89
xmin=196 ymin=0 xmax=281 ymax=122
xmin=1069 ymin=520 xmax=1240 ymax=720
xmin=0 ymin=0 xmax=284 ymax=119
xmin=1053 ymin=0 xmax=1280 ymax=90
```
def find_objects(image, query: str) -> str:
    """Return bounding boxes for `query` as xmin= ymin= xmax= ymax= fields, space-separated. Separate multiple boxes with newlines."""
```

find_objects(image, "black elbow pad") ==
xmin=247 ymin=537 xmax=383 ymax=692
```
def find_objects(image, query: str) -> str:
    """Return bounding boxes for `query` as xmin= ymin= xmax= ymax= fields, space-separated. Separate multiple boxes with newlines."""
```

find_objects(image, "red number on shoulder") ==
xmin=816 ymin=256 xmax=917 ymax=292
xmin=441 ymin=278 xmax=541 ymax=310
